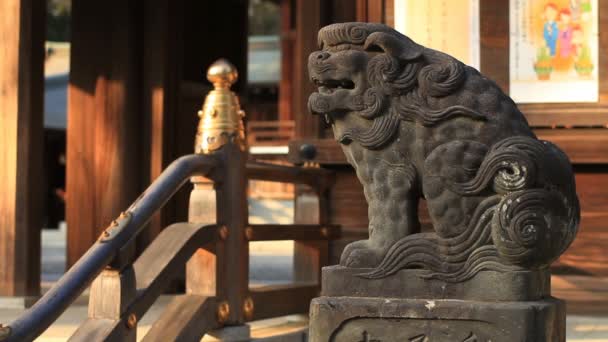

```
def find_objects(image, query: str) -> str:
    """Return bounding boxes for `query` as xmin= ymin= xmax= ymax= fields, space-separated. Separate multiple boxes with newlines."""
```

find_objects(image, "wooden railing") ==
xmin=0 ymin=143 xmax=338 ymax=342
xmin=247 ymin=120 xmax=295 ymax=146
xmin=247 ymin=121 xmax=297 ymax=199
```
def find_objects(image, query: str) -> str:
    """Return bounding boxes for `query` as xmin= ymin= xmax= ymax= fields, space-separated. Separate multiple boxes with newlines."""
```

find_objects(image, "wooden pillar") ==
xmin=356 ymin=0 xmax=385 ymax=23
xmin=293 ymin=0 xmax=326 ymax=139
xmin=71 ymin=267 xmax=137 ymax=341
xmin=278 ymin=0 xmax=295 ymax=121
xmin=0 ymin=0 xmax=45 ymax=298
xmin=67 ymin=0 xmax=142 ymax=266
xmin=182 ymin=0 xmax=248 ymax=91
xmin=138 ymin=0 xmax=183 ymax=251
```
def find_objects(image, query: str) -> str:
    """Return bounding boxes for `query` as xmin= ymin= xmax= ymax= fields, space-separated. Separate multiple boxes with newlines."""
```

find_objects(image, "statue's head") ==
xmin=308 ymin=23 xmax=478 ymax=150
xmin=308 ymin=22 xmax=425 ymax=149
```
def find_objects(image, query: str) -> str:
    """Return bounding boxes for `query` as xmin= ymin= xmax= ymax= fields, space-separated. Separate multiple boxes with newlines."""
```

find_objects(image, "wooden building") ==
xmin=1 ymin=0 xmax=607 ymax=303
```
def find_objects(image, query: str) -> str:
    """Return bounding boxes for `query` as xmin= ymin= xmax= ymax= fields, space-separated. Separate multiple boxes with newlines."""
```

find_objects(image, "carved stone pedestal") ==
xmin=309 ymin=267 xmax=566 ymax=342
xmin=310 ymin=296 xmax=565 ymax=342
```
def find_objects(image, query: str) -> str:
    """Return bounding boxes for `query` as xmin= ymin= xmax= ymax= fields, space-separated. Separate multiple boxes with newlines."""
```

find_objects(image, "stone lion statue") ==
xmin=308 ymin=22 xmax=579 ymax=281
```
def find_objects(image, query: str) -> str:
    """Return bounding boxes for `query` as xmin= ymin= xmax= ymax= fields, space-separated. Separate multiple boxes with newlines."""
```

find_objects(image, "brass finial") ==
xmin=195 ymin=59 xmax=246 ymax=154
xmin=207 ymin=59 xmax=238 ymax=89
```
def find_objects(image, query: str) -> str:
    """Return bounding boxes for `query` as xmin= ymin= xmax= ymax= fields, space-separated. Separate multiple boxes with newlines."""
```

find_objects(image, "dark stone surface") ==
xmin=322 ymin=266 xmax=550 ymax=302
xmin=310 ymin=296 xmax=566 ymax=342
xmin=307 ymin=22 xmax=580 ymax=280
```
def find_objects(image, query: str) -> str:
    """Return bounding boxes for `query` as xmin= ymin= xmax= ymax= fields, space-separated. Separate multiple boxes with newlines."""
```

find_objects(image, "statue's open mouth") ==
xmin=312 ymin=78 xmax=355 ymax=94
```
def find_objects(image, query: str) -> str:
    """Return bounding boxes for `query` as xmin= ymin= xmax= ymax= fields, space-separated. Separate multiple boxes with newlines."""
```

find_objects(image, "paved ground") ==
xmin=3 ymin=199 xmax=608 ymax=341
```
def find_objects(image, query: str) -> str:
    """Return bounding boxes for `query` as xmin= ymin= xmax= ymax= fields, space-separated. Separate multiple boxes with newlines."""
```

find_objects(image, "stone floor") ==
xmin=2 ymin=199 xmax=608 ymax=341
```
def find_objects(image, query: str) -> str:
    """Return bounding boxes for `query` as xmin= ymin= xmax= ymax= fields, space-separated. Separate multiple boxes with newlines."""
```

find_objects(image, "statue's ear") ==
xmin=364 ymin=32 xmax=423 ymax=61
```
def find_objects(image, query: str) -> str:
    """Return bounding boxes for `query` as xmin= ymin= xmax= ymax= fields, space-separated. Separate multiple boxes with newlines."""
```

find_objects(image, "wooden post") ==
xmin=215 ymin=143 xmax=249 ymax=324
xmin=67 ymin=0 xmax=142 ymax=266
xmin=70 ymin=267 xmax=137 ymax=341
xmin=186 ymin=152 xmax=251 ymax=336
xmin=0 ymin=0 xmax=45 ymax=299
xmin=186 ymin=59 xmax=250 ymax=329
xmin=186 ymin=178 xmax=217 ymax=297
xmin=294 ymin=189 xmax=329 ymax=285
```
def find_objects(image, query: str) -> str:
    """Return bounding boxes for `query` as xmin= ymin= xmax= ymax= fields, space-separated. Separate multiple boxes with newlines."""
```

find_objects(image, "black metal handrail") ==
xmin=3 ymin=154 xmax=218 ymax=342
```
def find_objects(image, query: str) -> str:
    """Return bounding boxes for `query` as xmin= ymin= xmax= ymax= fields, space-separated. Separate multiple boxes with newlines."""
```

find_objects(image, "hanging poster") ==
xmin=509 ymin=0 xmax=599 ymax=103
xmin=393 ymin=0 xmax=480 ymax=69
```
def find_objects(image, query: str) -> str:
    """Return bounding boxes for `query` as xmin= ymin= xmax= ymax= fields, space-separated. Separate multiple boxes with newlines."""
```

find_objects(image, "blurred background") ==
xmin=1 ymin=0 xmax=607 ymax=340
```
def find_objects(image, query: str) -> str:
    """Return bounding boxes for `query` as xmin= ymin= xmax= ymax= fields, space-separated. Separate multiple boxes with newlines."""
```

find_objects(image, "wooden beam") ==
xmin=535 ymin=129 xmax=608 ymax=164
xmin=131 ymin=223 xmax=218 ymax=318
xmin=142 ymin=295 xmax=218 ymax=342
xmin=246 ymin=161 xmax=334 ymax=190
xmin=0 ymin=0 xmax=45 ymax=297
xmin=67 ymin=318 xmax=125 ymax=342
xmin=245 ymin=224 xmax=340 ymax=241
xmin=249 ymin=284 xmax=318 ymax=321
xmin=67 ymin=0 xmax=142 ymax=266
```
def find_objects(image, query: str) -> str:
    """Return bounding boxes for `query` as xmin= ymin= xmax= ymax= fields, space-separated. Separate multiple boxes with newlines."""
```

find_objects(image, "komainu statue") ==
xmin=308 ymin=22 xmax=579 ymax=282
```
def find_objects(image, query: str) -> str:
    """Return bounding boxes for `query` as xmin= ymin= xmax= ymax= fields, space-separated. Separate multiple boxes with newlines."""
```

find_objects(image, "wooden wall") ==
xmin=477 ymin=0 xmax=608 ymax=276
xmin=66 ymin=0 xmax=249 ymax=265
xmin=0 ymin=0 xmax=45 ymax=297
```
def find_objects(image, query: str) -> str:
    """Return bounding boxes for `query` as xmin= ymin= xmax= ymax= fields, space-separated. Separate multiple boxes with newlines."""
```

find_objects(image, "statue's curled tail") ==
xmin=362 ymin=136 xmax=580 ymax=281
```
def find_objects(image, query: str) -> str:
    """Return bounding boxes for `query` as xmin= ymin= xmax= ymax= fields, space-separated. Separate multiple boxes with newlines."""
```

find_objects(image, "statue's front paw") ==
xmin=343 ymin=248 xmax=384 ymax=268
xmin=340 ymin=240 xmax=385 ymax=268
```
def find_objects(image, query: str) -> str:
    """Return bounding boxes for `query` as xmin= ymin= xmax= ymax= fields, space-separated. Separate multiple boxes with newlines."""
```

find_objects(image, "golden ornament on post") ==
xmin=195 ymin=59 xmax=246 ymax=154
xmin=217 ymin=301 xmax=231 ymax=324
xmin=243 ymin=297 xmax=254 ymax=320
